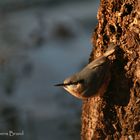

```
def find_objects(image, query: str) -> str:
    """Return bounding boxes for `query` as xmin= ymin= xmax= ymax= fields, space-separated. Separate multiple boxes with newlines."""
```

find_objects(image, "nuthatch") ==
xmin=55 ymin=44 xmax=116 ymax=99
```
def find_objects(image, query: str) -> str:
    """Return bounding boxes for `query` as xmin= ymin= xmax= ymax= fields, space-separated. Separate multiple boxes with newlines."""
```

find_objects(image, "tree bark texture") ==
xmin=81 ymin=0 xmax=140 ymax=139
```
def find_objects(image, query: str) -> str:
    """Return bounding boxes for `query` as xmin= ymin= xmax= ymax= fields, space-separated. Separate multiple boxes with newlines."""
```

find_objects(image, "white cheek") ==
xmin=64 ymin=84 xmax=83 ymax=93
xmin=63 ymin=84 xmax=86 ymax=99
xmin=67 ymin=85 xmax=77 ymax=89
xmin=64 ymin=85 xmax=78 ymax=93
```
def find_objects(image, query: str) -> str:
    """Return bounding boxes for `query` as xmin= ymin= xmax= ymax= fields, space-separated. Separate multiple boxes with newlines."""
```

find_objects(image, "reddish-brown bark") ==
xmin=81 ymin=0 xmax=140 ymax=139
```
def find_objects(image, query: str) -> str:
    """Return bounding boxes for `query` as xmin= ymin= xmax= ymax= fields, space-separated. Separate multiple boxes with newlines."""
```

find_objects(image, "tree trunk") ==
xmin=81 ymin=0 xmax=140 ymax=139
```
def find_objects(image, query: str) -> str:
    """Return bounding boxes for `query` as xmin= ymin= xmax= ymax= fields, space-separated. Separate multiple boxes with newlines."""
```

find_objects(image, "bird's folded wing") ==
xmin=87 ymin=57 xmax=106 ymax=69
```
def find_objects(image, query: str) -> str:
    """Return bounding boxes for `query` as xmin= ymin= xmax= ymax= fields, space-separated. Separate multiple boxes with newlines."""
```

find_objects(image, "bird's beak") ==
xmin=54 ymin=83 xmax=65 ymax=86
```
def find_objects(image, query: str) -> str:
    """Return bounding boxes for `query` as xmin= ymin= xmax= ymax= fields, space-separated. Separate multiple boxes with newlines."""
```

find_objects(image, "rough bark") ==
xmin=81 ymin=0 xmax=140 ymax=139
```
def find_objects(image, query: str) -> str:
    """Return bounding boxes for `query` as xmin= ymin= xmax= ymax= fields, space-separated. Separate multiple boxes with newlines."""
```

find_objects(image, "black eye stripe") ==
xmin=54 ymin=79 xmax=84 ymax=86
xmin=66 ymin=82 xmax=78 ymax=85
xmin=69 ymin=80 xmax=84 ymax=85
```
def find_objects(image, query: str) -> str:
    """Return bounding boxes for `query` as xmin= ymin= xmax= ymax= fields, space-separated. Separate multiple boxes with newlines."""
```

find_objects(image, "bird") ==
xmin=55 ymin=43 xmax=116 ymax=99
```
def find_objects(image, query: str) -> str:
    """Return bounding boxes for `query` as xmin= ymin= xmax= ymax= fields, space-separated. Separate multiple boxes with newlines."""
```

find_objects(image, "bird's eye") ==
xmin=65 ymin=80 xmax=84 ymax=86
xmin=71 ymin=81 xmax=78 ymax=85
xmin=72 ymin=80 xmax=84 ymax=85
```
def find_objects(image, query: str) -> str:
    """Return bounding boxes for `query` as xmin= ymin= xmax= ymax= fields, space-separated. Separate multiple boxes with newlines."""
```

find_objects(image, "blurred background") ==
xmin=0 ymin=0 xmax=99 ymax=140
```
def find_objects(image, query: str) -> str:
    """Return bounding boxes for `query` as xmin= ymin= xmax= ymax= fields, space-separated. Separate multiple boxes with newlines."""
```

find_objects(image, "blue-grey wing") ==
xmin=87 ymin=56 xmax=106 ymax=69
